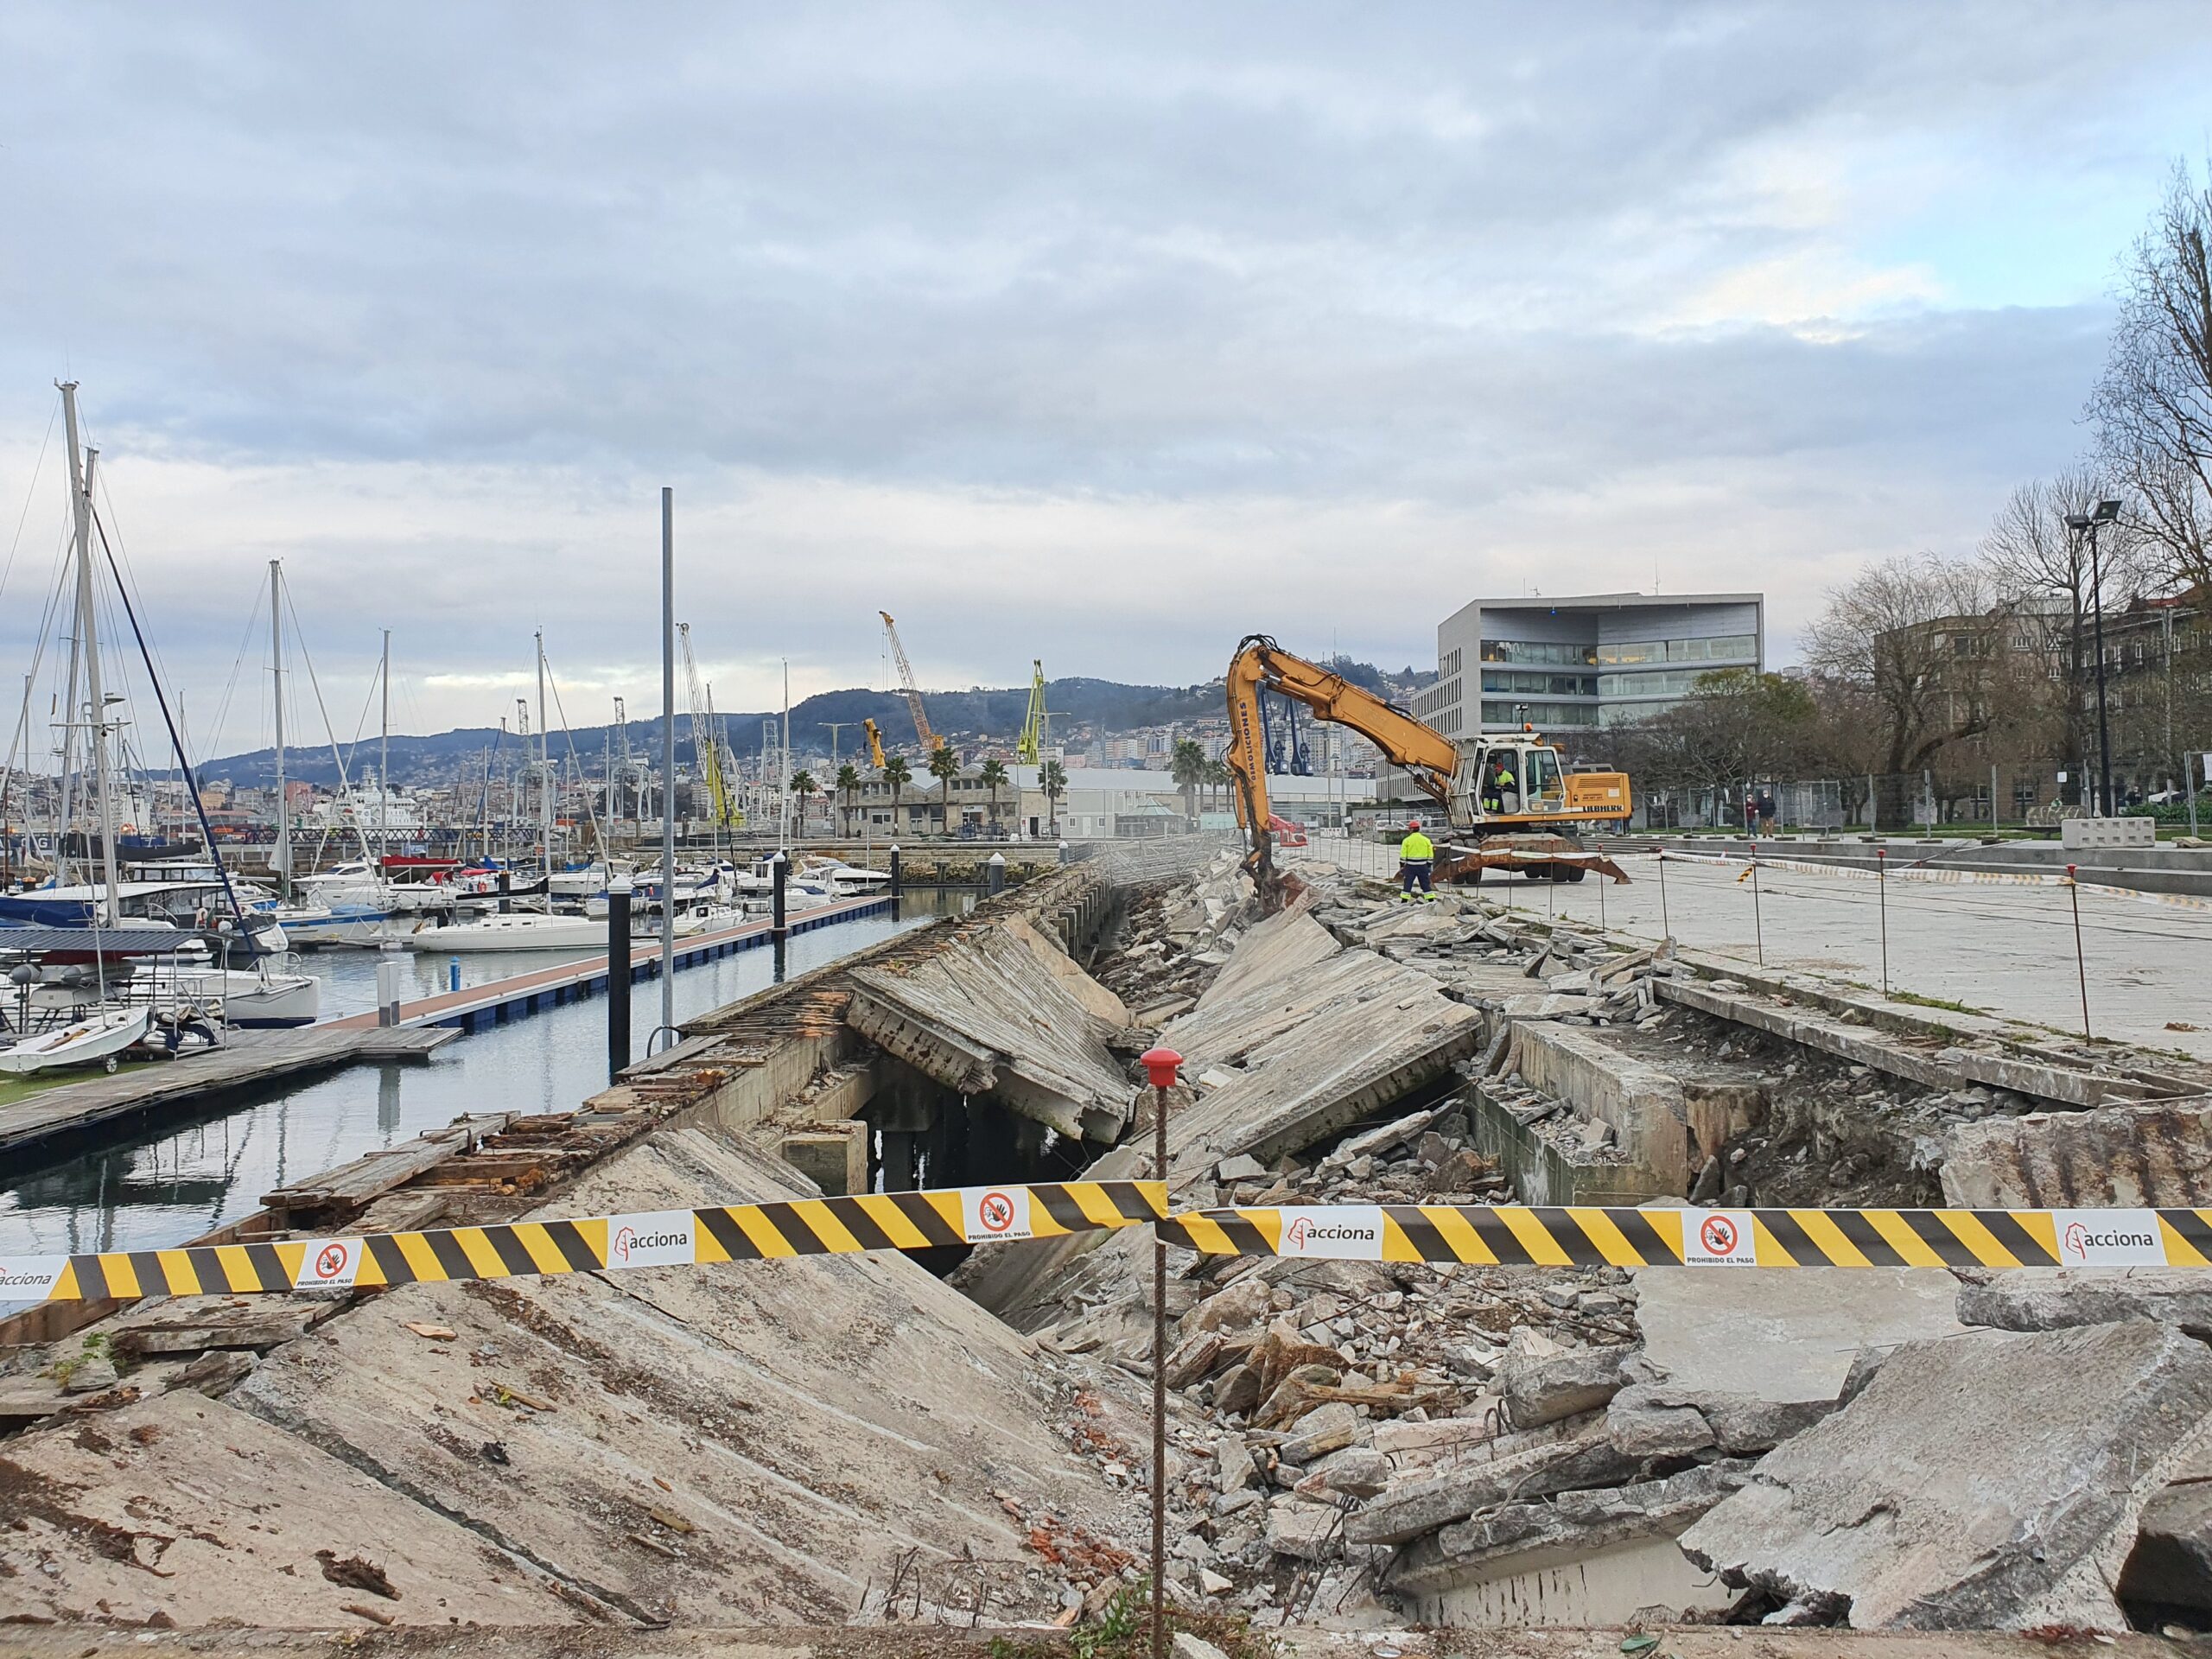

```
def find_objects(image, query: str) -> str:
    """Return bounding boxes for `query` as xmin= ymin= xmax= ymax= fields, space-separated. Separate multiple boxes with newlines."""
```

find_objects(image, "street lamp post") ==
xmin=2067 ymin=499 xmax=2123 ymax=816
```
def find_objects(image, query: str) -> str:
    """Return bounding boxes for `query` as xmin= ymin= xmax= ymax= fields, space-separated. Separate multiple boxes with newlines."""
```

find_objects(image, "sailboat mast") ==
xmin=60 ymin=385 xmax=123 ymax=920
xmin=780 ymin=658 xmax=791 ymax=848
xmin=270 ymin=559 xmax=289 ymax=896
xmin=379 ymin=628 xmax=391 ymax=860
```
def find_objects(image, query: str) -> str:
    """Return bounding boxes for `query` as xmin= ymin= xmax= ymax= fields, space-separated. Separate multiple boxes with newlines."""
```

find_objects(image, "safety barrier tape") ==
xmin=15 ymin=1189 xmax=2212 ymax=1304
xmin=1653 ymin=848 xmax=2212 ymax=914
xmin=0 ymin=1180 xmax=1166 ymax=1304
xmin=1156 ymin=1203 xmax=2212 ymax=1269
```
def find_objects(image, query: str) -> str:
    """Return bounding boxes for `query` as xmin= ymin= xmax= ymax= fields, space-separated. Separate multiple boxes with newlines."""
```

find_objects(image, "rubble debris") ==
xmin=1956 ymin=1267 xmax=2212 ymax=1338
xmin=1680 ymin=1319 xmax=2212 ymax=1630
xmin=1496 ymin=1328 xmax=1630 ymax=1427
xmin=1940 ymin=1096 xmax=2212 ymax=1208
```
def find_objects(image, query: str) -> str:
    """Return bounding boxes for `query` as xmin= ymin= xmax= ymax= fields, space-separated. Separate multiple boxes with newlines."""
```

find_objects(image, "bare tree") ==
xmin=1803 ymin=553 xmax=2001 ymax=828
xmin=1978 ymin=468 xmax=2143 ymax=787
xmin=2089 ymin=159 xmax=2212 ymax=592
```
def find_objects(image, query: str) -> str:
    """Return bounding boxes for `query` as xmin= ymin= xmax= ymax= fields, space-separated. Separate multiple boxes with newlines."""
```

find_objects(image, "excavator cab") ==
xmin=1454 ymin=738 xmax=1581 ymax=830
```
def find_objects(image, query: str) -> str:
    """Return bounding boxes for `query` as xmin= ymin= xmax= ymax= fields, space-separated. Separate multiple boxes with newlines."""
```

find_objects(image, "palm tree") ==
xmin=1204 ymin=758 xmax=1232 ymax=812
xmin=881 ymin=753 xmax=912 ymax=835
xmin=1039 ymin=760 xmax=1068 ymax=837
xmin=927 ymin=741 xmax=961 ymax=836
xmin=1169 ymin=738 xmax=1207 ymax=824
xmin=835 ymin=763 xmax=861 ymax=836
xmin=979 ymin=758 xmax=1008 ymax=830
xmin=790 ymin=770 xmax=817 ymax=834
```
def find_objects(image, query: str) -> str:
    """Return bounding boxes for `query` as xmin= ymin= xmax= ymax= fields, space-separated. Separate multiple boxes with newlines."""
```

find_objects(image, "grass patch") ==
xmin=0 ymin=1056 xmax=159 ymax=1109
xmin=1882 ymin=989 xmax=1985 ymax=1018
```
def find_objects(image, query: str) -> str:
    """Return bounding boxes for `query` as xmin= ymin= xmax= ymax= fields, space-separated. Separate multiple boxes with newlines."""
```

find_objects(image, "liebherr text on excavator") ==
xmin=1224 ymin=635 xmax=1632 ymax=901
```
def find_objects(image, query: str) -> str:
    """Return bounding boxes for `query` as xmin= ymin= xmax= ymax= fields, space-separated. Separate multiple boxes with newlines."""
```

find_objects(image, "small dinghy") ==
xmin=0 ymin=1005 xmax=153 ymax=1075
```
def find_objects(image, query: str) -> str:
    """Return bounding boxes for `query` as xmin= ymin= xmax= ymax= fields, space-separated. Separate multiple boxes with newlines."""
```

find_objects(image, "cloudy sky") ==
xmin=3 ymin=3 xmax=2208 ymax=751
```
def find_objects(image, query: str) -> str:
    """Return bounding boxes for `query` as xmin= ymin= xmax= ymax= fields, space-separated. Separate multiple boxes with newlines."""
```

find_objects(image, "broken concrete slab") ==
xmin=1956 ymin=1268 xmax=2212 ymax=1340
xmin=1344 ymin=1414 xmax=1637 ymax=1547
xmin=1680 ymin=1319 xmax=2212 ymax=1631
xmin=215 ymin=1122 xmax=1135 ymax=1629
xmin=847 ymin=918 xmax=1135 ymax=1141
xmin=1505 ymin=1023 xmax=1694 ymax=1194
xmin=2120 ymin=1457 xmax=2212 ymax=1613
xmin=1390 ymin=1459 xmax=1755 ymax=1614
xmin=1940 ymin=1096 xmax=2212 ymax=1207
xmin=1632 ymin=1267 xmax=1966 ymax=1438
xmin=0 ymin=1389 xmax=585 ymax=1628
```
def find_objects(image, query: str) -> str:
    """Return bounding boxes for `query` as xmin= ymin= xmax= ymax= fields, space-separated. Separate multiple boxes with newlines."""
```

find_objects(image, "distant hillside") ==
xmin=185 ymin=658 xmax=1422 ymax=785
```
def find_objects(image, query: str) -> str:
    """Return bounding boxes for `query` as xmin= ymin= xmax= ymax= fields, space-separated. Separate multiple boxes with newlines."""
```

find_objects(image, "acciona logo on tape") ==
xmin=1279 ymin=1206 xmax=1385 ymax=1261
xmin=1681 ymin=1209 xmax=1758 ymax=1267
xmin=2053 ymin=1208 xmax=2167 ymax=1268
xmin=607 ymin=1211 xmax=697 ymax=1269
xmin=0 ymin=1256 xmax=67 ymax=1297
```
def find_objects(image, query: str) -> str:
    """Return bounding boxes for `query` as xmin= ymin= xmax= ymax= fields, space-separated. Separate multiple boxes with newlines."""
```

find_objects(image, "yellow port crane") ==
xmin=1016 ymin=659 xmax=1047 ymax=764
xmin=879 ymin=611 xmax=935 ymax=752
xmin=862 ymin=717 xmax=887 ymax=768
xmin=677 ymin=623 xmax=741 ymax=831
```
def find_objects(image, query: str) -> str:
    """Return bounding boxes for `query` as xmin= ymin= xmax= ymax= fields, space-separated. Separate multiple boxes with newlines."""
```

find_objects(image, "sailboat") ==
xmin=0 ymin=385 xmax=317 ymax=1027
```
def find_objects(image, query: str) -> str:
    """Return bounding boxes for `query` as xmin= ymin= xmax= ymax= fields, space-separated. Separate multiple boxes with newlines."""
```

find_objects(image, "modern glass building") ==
xmin=1409 ymin=592 xmax=1764 ymax=735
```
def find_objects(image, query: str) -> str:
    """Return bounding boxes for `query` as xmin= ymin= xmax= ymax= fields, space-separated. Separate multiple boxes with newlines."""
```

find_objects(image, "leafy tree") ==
xmin=1202 ymin=757 xmax=1231 ymax=810
xmin=927 ymin=741 xmax=962 ymax=835
xmin=789 ymin=771 xmax=817 ymax=831
xmin=881 ymin=753 xmax=912 ymax=833
xmin=835 ymin=763 xmax=861 ymax=836
xmin=1169 ymin=738 xmax=1207 ymax=823
xmin=978 ymin=757 xmax=1008 ymax=828
xmin=1039 ymin=760 xmax=1068 ymax=836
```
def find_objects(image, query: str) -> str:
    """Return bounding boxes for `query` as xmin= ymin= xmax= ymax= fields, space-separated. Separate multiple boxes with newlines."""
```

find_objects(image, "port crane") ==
xmin=677 ymin=624 xmax=742 ymax=835
xmin=879 ymin=612 xmax=935 ymax=752
xmin=1224 ymin=635 xmax=1631 ymax=902
xmin=862 ymin=717 xmax=887 ymax=768
xmin=1016 ymin=659 xmax=1047 ymax=764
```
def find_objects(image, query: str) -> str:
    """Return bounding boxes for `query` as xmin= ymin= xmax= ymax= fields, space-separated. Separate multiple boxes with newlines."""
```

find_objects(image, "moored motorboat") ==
xmin=0 ymin=1004 xmax=152 ymax=1075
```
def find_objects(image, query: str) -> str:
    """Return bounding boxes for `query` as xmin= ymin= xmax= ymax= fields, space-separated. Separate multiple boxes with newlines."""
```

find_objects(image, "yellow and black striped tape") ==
xmin=1 ymin=1180 xmax=1163 ymax=1303
xmin=1157 ymin=1203 xmax=2212 ymax=1270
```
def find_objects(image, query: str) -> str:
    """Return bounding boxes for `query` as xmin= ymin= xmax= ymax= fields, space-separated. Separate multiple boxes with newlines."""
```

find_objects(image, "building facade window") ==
xmin=1480 ymin=699 xmax=1595 ymax=727
xmin=1480 ymin=671 xmax=1597 ymax=696
xmin=1595 ymin=634 xmax=1758 ymax=666
xmin=1480 ymin=639 xmax=1598 ymax=666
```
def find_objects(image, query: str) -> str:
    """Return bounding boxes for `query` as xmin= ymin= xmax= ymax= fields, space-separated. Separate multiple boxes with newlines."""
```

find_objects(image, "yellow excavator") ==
xmin=1224 ymin=634 xmax=1631 ymax=899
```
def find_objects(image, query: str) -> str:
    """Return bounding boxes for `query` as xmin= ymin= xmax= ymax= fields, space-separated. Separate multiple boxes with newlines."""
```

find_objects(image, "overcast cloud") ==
xmin=2 ymin=3 xmax=2206 ymax=749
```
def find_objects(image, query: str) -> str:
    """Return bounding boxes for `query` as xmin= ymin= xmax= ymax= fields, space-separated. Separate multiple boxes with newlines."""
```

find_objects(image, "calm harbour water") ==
xmin=0 ymin=893 xmax=970 ymax=1269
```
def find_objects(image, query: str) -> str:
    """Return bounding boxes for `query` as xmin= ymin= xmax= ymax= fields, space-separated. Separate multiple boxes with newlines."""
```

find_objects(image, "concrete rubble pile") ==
xmin=1004 ymin=856 xmax=2212 ymax=1636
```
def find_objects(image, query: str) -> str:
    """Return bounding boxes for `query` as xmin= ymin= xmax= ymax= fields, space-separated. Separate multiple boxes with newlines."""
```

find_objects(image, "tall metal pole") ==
xmin=537 ymin=631 xmax=551 ymax=882
xmin=379 ymin=628 xmax=391 ymax=861
xmin=2088 ymin=524 xmax=2113 ymax=817
xmin=659 ymin=488 xmax=677 ymax=1045
xmin=270 ymin=559 xmax=289 ymax=899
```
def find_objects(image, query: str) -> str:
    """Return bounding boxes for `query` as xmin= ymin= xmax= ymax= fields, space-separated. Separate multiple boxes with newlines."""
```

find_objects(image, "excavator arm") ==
xmin=1226 ymin=635 xmax=1457 ymax=888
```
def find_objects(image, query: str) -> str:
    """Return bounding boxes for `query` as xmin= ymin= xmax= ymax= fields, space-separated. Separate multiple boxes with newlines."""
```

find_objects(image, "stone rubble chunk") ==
xmin=1604 ymin=1382 xmax=1718 ymax=1459
xmin=1278 ymin=1401 xmax=1366 ymax=1465
xmin=1496 ymin=1327 xmax=1630 ymax=1428
xmin=1680 ymin=1319 xmax=2212 ymax=1632
xmin=1264 ymin=1496 xmax=1344 ymax=1561
xmin=1344 ymin=1413 xmax=1638 ymax=1547
xmin=1955 ymin=1268 xmax=2212 ymax=1340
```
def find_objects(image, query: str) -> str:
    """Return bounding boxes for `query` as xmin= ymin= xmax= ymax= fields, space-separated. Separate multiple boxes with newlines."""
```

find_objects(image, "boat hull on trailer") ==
xmin=0 ymin=1005 xmax=152 ymax=1074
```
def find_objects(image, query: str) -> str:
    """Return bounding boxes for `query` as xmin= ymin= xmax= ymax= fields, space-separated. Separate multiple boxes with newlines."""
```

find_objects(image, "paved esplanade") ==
xmin=1293 ymin=839 xmax=2212 ymax=1063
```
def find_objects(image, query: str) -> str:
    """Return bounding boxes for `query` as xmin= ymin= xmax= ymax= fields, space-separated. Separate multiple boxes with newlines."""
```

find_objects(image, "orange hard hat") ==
xmin=1407 ymin=820 xmax=1421 ymax=830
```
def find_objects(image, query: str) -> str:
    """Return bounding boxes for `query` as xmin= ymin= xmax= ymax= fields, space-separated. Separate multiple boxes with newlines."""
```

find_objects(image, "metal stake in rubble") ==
xmin=1750 ymin=839 xmax=1764 ymax=967
xmin=2068 ymin=862 xmax=2091 ymax=1041
xmin=1138 ymin=1045 xmax=1183 ymax=1659
xmin=1877 ymin=847 xmax=1889 ymax=997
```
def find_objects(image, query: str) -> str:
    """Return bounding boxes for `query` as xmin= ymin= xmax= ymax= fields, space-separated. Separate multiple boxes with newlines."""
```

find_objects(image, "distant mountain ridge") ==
xmin=185 ymin=658 xmax=1428 ymax=786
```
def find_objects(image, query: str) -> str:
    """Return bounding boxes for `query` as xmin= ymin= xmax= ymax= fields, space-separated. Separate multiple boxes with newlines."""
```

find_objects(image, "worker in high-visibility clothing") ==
xmin=1398 ymin=820 xmax=1436 ymax=902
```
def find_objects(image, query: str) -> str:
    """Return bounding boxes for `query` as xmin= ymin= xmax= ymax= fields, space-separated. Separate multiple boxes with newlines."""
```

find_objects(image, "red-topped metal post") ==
xmin=1137 ymin=1046 xmax=1180 ymax=1659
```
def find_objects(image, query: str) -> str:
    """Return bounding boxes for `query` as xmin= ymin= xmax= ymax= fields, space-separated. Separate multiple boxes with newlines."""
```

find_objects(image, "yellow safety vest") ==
xmin=1402 ymin=831 xmax=1434 ymax=861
